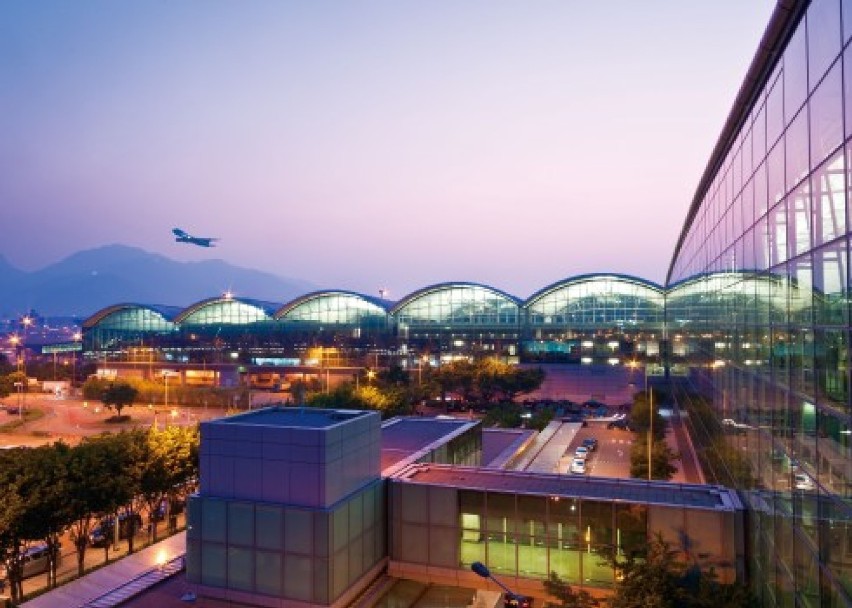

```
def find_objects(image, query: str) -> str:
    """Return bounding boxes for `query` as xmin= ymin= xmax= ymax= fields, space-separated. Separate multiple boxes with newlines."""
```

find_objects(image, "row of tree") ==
xmin=295 ymin=359 xmax=546 ymax=420
xmin=0 ymin=426 xmax=198 ymax=603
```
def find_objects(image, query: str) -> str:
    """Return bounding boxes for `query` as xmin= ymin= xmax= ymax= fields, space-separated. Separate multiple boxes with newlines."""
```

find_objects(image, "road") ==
xmin=0 ymin=394 xmax=228 ymax=447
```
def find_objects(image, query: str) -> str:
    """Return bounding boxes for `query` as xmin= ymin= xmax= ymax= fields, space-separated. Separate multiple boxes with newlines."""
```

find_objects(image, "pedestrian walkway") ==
xmin=20 ymin=532 xmax=185 ymax=608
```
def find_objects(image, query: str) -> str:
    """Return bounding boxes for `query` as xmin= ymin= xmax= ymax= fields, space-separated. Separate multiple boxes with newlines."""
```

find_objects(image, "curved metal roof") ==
xmin=666 ymin=0 xmax=807 ymax=286
xmin=390 ymin=281 xmax=523 ymax=314
xmin=274 ymin=290 xmax=392 ymax=319
xmin=524 ymin=273 xmax=664 ymax=308
xmin=173 ymin=296 xmax=282 ymax=324
xmin=82 ymin=303 xmax=183 ymax=329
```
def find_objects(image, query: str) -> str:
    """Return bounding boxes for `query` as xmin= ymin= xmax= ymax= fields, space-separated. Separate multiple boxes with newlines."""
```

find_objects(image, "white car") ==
xmin=569 ymin=458 xmax=586 ymax=474
xmin=574 ymin=446 xmax=589 ymax=460
xmin=794 ymin=473 xmax=815 ymax=491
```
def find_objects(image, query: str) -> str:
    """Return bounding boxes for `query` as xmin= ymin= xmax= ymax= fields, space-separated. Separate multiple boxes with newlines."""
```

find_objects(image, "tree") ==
xmin=543 ymin=571 xmax=599 ymax=608
xmin=608 ymin=534 xmax=755 ymax=608
xmin=66 ymin=435 xmax=136 ymax=574
xmin=0 ymin=448 xmax=28 ymax=602
xmin=482 ymin=402 xmax=523 ymax=428
xmin=630 ymin=391 xmax=667 ymax=440
xmin=629 ymin=437 xmax=678 ymax=480
xmin=101 ymin=382 xmax=139 ymax=417
xmin=17 ymin=444 xmax=72 ymax=590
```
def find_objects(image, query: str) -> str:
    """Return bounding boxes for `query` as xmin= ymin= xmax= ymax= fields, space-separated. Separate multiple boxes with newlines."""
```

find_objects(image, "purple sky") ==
xmin=1 ymin=1 xmax=774 ymax=298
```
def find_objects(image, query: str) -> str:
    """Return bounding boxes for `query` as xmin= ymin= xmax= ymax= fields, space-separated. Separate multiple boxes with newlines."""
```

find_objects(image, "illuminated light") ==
xmin=742 ymin=343 xmax=751 ymax=349
xmin=155 ymin=548 xmax=168 ymax=568
xmin=223 ymin=290 xmax=234 ymax=300
xmin=608 ymin=358 xmax=619 ymax=366
xmin=627 ymin=360 xmax=639 ymax=368
xmin=171 ymin=409 xmax=178 ymax=419
xmin=607 ymin=341 xmax=619 ymax=349
xmin=230 ymin=352 xmax=239 ymax=360
xmin=581 ymin=341 xmax=594 ymax=348
xmin=712 ymin=360 xmax=726 ymax=368
xmin=581 ymin=357 xmax=592 ymax=364
xmin=744 ymin=360 xmax=753 ymax=366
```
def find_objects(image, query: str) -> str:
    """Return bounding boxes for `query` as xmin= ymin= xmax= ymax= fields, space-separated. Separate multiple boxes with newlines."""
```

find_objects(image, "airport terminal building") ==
xmin=80 ymin=1 xmax=852 ymax=606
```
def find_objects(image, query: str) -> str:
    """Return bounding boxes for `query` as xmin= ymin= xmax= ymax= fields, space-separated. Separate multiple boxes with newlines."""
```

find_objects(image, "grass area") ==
xmin=0 ymin=408 xmax=45 ymax=434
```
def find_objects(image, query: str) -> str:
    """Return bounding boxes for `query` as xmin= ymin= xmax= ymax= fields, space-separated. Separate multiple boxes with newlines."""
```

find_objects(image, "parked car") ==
xmin=574 ymin=446 xmax=589 ymax=460
xmin=582 ymin=438 xmax=598 ymax=452
xmin=607 ymin=418 xmax=634 ymax=431
xmin=89 ymin=512 xmax=143 ymax=547
xmin=793 ymin=473 xmax=815 ymax=491
xmin=0 ymin=542 xmax=60 ymax=580
xmin=150 ymin=498 xmax=186 ymax=522
xmin=569 ymin=458 xmax=586 ymax=474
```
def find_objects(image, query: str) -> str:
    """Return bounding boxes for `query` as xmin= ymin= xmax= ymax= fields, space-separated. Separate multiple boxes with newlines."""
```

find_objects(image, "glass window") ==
xmin=287 ymin=509 xmax=314 ymax=555
xmin=201 ymin=499 xmax=226 ymax=543
xmin=785 ymin=108 xmax=810 ymax=192
xmin=767 ymin=76 xmax=785 ymax=148
xmin=768 ymin=141 xmax=787 ymax=205
xmin=255 ymin=550 xmax=282 ymax=596
xmin=227 ymin=502 xmax=254 ymax=546
xmin=812 ymin=149 xmax=847 ymax=246
xmin=810 ymin=62 xmax=844 ymax=168
xmin=808 ymin=0 xmax=842 ymax=87
xmin=784 ymin=26 xmax=808 ymax=122
xmin=787 ymin=184 xmax=812 ymax=258
xmin=755 ymin=161 xmax=769 ymax=219
xmin=770 ymin=202 xmax=789 ymax=266
xmin=754 ymin=104 xmax=767 ymax=165
xmin=813 ymin=242 xmax=848 ymax=325
xmin=227 ymin=546 xmax=253 ymax=592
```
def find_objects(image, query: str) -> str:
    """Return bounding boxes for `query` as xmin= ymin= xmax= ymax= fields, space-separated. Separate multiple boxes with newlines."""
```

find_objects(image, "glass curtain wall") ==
xmin=392 ymin=283 xmax=521 ymax=361
xmin=82 ymin=305 xmax=179 ymax=362
xmin=275 ymin=292 xmax=392 ymax=366
xmin=667 ymin=2 xmax=852 ymax=605
xmin=523 ymin=275 xmax=665 ymax=365
xmin=175 ymin=298 xmax=280 ymax=364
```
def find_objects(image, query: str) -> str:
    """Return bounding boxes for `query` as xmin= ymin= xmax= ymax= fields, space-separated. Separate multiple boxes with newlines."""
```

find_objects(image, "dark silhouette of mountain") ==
xmin=0 ymin=245 xmax=315 ymax=318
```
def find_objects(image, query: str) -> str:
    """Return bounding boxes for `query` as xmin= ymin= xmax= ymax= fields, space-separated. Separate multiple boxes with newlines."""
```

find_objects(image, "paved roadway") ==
xmin=520 ymin=419 xmax=700 ymax=483
xmin=0 ymin=394 xmax=226 ymax=447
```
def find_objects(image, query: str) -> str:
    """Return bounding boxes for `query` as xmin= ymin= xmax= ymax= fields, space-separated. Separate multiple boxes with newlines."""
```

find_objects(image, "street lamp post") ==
xmin=471 ymin=562 xmax=531 ymax=608
xmin=646 ymin=368 xmax=654 ymax=481
xmin=72 ymin=331 xmax=82 ymax=391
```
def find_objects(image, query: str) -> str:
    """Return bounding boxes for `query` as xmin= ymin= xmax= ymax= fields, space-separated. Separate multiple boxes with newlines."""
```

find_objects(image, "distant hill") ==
xmin=0 ymin=245 xmax=315 ymax=318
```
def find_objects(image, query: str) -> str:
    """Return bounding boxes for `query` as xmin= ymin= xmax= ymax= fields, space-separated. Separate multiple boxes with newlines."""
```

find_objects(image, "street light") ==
xmin=471 ymin=562 xmax=532 ymax=608
xmin=72 ymin=331 xmax=82 ymax=390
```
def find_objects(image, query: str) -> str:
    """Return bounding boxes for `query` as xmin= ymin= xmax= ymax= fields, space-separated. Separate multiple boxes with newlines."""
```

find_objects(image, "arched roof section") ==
xmin=275 ymin=290 xmax=390 ymax=324
xmin=391 ymin=282 xmax=521 ymax=326
xmin=524 ymin=274 xmax=664 ymax=327
xmin=82 ymin=303 xmax=181 ymax=330
xmin=174 ymin=296 xmax=280 ymax=325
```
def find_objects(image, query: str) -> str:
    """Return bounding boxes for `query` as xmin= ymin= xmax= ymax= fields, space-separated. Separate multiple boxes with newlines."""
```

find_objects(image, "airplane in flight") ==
xmin=172 ymin=228 xmax=219 ymax=248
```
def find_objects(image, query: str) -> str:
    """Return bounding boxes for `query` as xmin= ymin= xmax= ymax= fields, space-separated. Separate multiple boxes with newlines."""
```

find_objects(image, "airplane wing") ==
xmin=172 ymin=228 xmax=189 ymax=238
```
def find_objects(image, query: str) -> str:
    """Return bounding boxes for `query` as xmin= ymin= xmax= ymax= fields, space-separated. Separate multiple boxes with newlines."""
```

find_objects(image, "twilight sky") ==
xmin=1 ymin=1 xmax=775 ymax=299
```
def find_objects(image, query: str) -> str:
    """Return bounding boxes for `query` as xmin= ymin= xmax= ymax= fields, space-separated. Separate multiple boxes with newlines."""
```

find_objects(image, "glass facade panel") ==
xmin=810 ymin=62 xmax=844 ymax=168
xmin=807 ymin=0 xmax=841 ymax=87
xmin=668 ymin=5 xmax=852 ymax=605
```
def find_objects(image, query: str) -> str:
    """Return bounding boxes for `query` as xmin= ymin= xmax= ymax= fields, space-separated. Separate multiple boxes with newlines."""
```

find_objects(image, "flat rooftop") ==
xmin=392 ymin=464 xmax=741 ymax=511
xmin=381 ymin=417 xmax=479 ymax=474
xmin=214 ymin=406 xmax=370 ymax=428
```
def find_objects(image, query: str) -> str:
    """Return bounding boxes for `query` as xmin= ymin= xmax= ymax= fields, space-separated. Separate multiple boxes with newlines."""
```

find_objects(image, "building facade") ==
xmin=667 ymin=1 xmax=852 ymax=605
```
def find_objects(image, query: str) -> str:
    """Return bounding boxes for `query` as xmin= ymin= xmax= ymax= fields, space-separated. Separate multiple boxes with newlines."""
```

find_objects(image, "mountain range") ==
xmin=0 ymin=245 xmax=315 ymax=318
